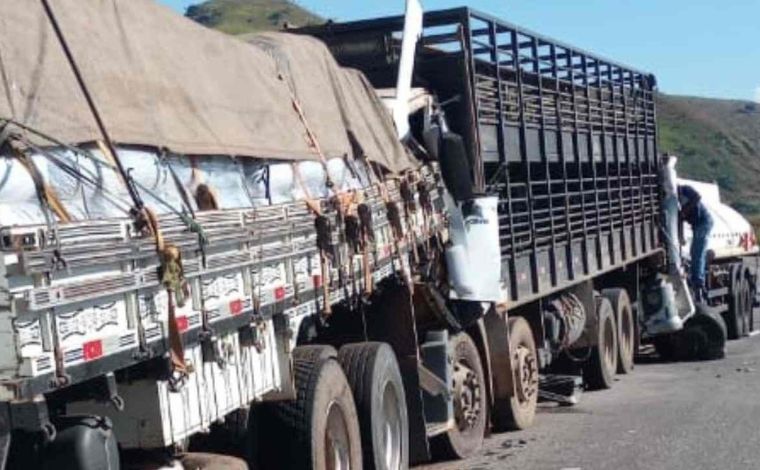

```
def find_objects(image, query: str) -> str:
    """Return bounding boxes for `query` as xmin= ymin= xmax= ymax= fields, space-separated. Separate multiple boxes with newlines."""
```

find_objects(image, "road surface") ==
xmin=420 ymin=335 xmax=760 ymax=470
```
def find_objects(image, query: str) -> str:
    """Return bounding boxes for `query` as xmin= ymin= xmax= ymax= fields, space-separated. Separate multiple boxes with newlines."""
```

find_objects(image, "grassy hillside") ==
xmin=185 ymin=0 xmax=321 ymax=34
xmin=185 ymin=1 xmax=760 ymax=221
xmin=658 ymin=95 xmax=760 ymax=215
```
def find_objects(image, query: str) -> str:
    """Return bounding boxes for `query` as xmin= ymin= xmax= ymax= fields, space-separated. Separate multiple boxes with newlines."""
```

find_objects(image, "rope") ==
xmin=7 ymin=139 xmax=71 ymax=223
xmin=2 ymin=122 xmax=200 ymax=387
xmin=16 ymin=128 xmax=210 ymax=244
xmin=22 ymin=139 xmax=132 ymax=216
xmin=40 ymin=0 xmax=144 ymax=211
xmin=289 ymin=94 xmax=335 ymax=191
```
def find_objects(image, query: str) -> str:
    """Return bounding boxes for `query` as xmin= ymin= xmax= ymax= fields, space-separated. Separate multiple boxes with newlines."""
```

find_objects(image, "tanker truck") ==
xmin=679 ymin=178 xmax=757 ymax=339
xmin=0 ymin=1 xmax=751 ymax=470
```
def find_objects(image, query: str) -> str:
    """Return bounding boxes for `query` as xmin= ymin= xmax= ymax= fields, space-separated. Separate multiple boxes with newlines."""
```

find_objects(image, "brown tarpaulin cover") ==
xmin=0 ymin=0 xmax=415 ymax=173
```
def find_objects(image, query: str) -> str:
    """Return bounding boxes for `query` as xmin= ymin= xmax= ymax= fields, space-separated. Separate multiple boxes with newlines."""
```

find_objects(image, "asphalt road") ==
xmin=419 ymin=334 xmax=760 ymax=470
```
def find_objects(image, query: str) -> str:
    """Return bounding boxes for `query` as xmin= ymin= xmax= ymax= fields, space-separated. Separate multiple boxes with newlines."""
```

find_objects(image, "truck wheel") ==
xmin=582 ymin=297 xmax=618 ymax=390
xmin=741 ymin=275 xmax=753 ymax=336
xmin=691 ymin=304 xmax=728 ymax=360
xmin=653 ymin=334 xmax=678 ymax=361
xmin=432 ymin=332 xmax=487 ymax=460
xmin=338 ymin=343 xmax=408 ymax=470
xmin=42 ymin=416 xmax=120 ymax=470
xmin=256 ymin=345 xmax=363 ymax=470
xmin=726 ymin=265 xmax=744 ymax=340
xmin=603 ymin=288 xmax=635 ymax=374
xmin=493 ymin=317 xmax=538 ymax=431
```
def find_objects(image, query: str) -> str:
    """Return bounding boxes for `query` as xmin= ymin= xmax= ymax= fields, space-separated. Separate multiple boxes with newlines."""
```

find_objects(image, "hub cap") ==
xmin=452 ymin=360 xmax=481 ymax=431
xmin=514 ymin=345 xmax=538 ymax=404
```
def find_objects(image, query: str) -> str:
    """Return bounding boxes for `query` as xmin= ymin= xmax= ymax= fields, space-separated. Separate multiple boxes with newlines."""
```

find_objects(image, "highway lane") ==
xmin=419 ymin=334 xmax=760 ymax=470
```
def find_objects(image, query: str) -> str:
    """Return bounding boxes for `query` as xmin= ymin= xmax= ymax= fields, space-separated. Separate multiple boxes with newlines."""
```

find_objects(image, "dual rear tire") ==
xmin=582 ymin=289 xmax=637 ymax=390
xmin=583 ymin=296 xmax=619 ymax=390
xmin=250 ymin=343 xmax=408 ymax=470
xmin=603 ymin=289 xmax=635 ymax=374
xmin=338 ymin=343 xmax=408 ymax=470
xmin=250 ymin=345 xmax=363 ymax=470
xmin=727 ymin=267 xmax=753 ymax=340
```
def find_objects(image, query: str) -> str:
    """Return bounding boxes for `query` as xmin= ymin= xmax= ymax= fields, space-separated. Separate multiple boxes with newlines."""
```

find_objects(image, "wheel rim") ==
xmin=603 ymin=316 xmax=616 ymax=371
xmin=452 ymin=359 xmax=482 ymax=433
xmin=513 ymin=344 xmax=538 ymax=405
xmin=325 ymin=400 xmax=352 ymax=470
xmin=380 ymin=381 xmax=403 ymax=470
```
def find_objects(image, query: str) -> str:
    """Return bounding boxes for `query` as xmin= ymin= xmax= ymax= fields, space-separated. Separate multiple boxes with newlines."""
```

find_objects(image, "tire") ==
xmin=252 ymin=345 xmax=363 ymax=470
xmin=741 ymin=274 xmax=753 ymax=336
xmin=582 ymin=297 xmax=618 ymax=390
xmin=602 ymin=288 xmax=635 ymax=374
xmin=653 ymin=334 xmax=678 ymax=361
xmin=748 ymin=272 xmax=758 ymax=333
xmin=726 ymin=265 xmax=743 ymax=340
xmin=432 ymin=332 xmax=487 ymax=460
xmin=338 ymin=343 xmax=408 ymax=470
xmin=689 ymin=304 xmax=728 ymax=361
xmin=492 ymin=317 xmax=538 ymax=431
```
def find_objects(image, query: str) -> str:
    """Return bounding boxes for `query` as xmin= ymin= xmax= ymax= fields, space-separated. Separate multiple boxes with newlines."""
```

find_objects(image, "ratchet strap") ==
xmin=142 ymin=207 xmax=192 ymax=390
xmin=292 ymin=163 xmax=333 ymax=316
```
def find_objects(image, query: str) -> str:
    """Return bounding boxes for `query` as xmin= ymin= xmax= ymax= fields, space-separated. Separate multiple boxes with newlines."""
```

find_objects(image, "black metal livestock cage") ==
xmin=300 ymin=7 xmax=662 ymax=307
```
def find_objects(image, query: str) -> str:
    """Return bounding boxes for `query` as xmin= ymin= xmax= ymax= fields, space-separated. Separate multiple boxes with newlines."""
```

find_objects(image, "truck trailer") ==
xmin=0 ymin=1 xmax=755 ymax=470
xmin=297 ymin=3 xmax=758 ymax=462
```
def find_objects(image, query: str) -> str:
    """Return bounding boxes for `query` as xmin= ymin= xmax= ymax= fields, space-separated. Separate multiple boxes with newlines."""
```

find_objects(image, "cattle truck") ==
xmin=0 ymin=1 xmax=748 ymax=470
xmin=295 ymin=3 xmax=751 ymax=465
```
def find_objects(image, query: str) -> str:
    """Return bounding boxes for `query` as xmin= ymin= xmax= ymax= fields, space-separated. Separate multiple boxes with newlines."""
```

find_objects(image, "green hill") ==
xmin=185 ymin=0 xmax=760 ymax=221
xmin=185 ymin=0 xmax=322 ymax=34
xmin=658 ymin=95 xmax=760 ymax=216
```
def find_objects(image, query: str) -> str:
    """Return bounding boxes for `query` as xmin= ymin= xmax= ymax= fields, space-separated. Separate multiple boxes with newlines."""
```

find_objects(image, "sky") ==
xmin=161 ymin=0 xmax=760 ymax=102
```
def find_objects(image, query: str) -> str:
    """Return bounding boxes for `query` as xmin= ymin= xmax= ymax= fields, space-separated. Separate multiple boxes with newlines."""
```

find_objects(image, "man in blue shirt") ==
xmin=679 ymin=184 xmax=714 ymax=302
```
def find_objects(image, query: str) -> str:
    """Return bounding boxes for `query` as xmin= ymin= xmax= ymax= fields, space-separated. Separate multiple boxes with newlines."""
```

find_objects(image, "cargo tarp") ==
xmin=0 ymin=0 xmax=415 ymax=173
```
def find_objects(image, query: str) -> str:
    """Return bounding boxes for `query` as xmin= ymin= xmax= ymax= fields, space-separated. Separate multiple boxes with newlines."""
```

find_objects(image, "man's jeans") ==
xmin=690 ymin=211 xmax=714 ymax=289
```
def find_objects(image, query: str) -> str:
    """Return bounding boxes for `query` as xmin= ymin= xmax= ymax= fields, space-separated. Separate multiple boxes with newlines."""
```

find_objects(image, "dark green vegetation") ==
xmin=184 ymin=1 xmax=760 ymax=220
xmin=658 ymin=95 xmax=760 ymax=217
xmin=186 ymin=0 xmax=322 ymax=34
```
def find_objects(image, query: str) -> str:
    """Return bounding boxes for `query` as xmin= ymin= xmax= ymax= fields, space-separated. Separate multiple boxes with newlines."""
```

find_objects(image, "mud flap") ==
xmin=667 ymin=272 xmax=696 ymax=321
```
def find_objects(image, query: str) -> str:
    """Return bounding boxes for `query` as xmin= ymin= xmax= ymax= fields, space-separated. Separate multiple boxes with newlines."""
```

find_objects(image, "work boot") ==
xmin=692 ymin=284 xmax=707 ymax=304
